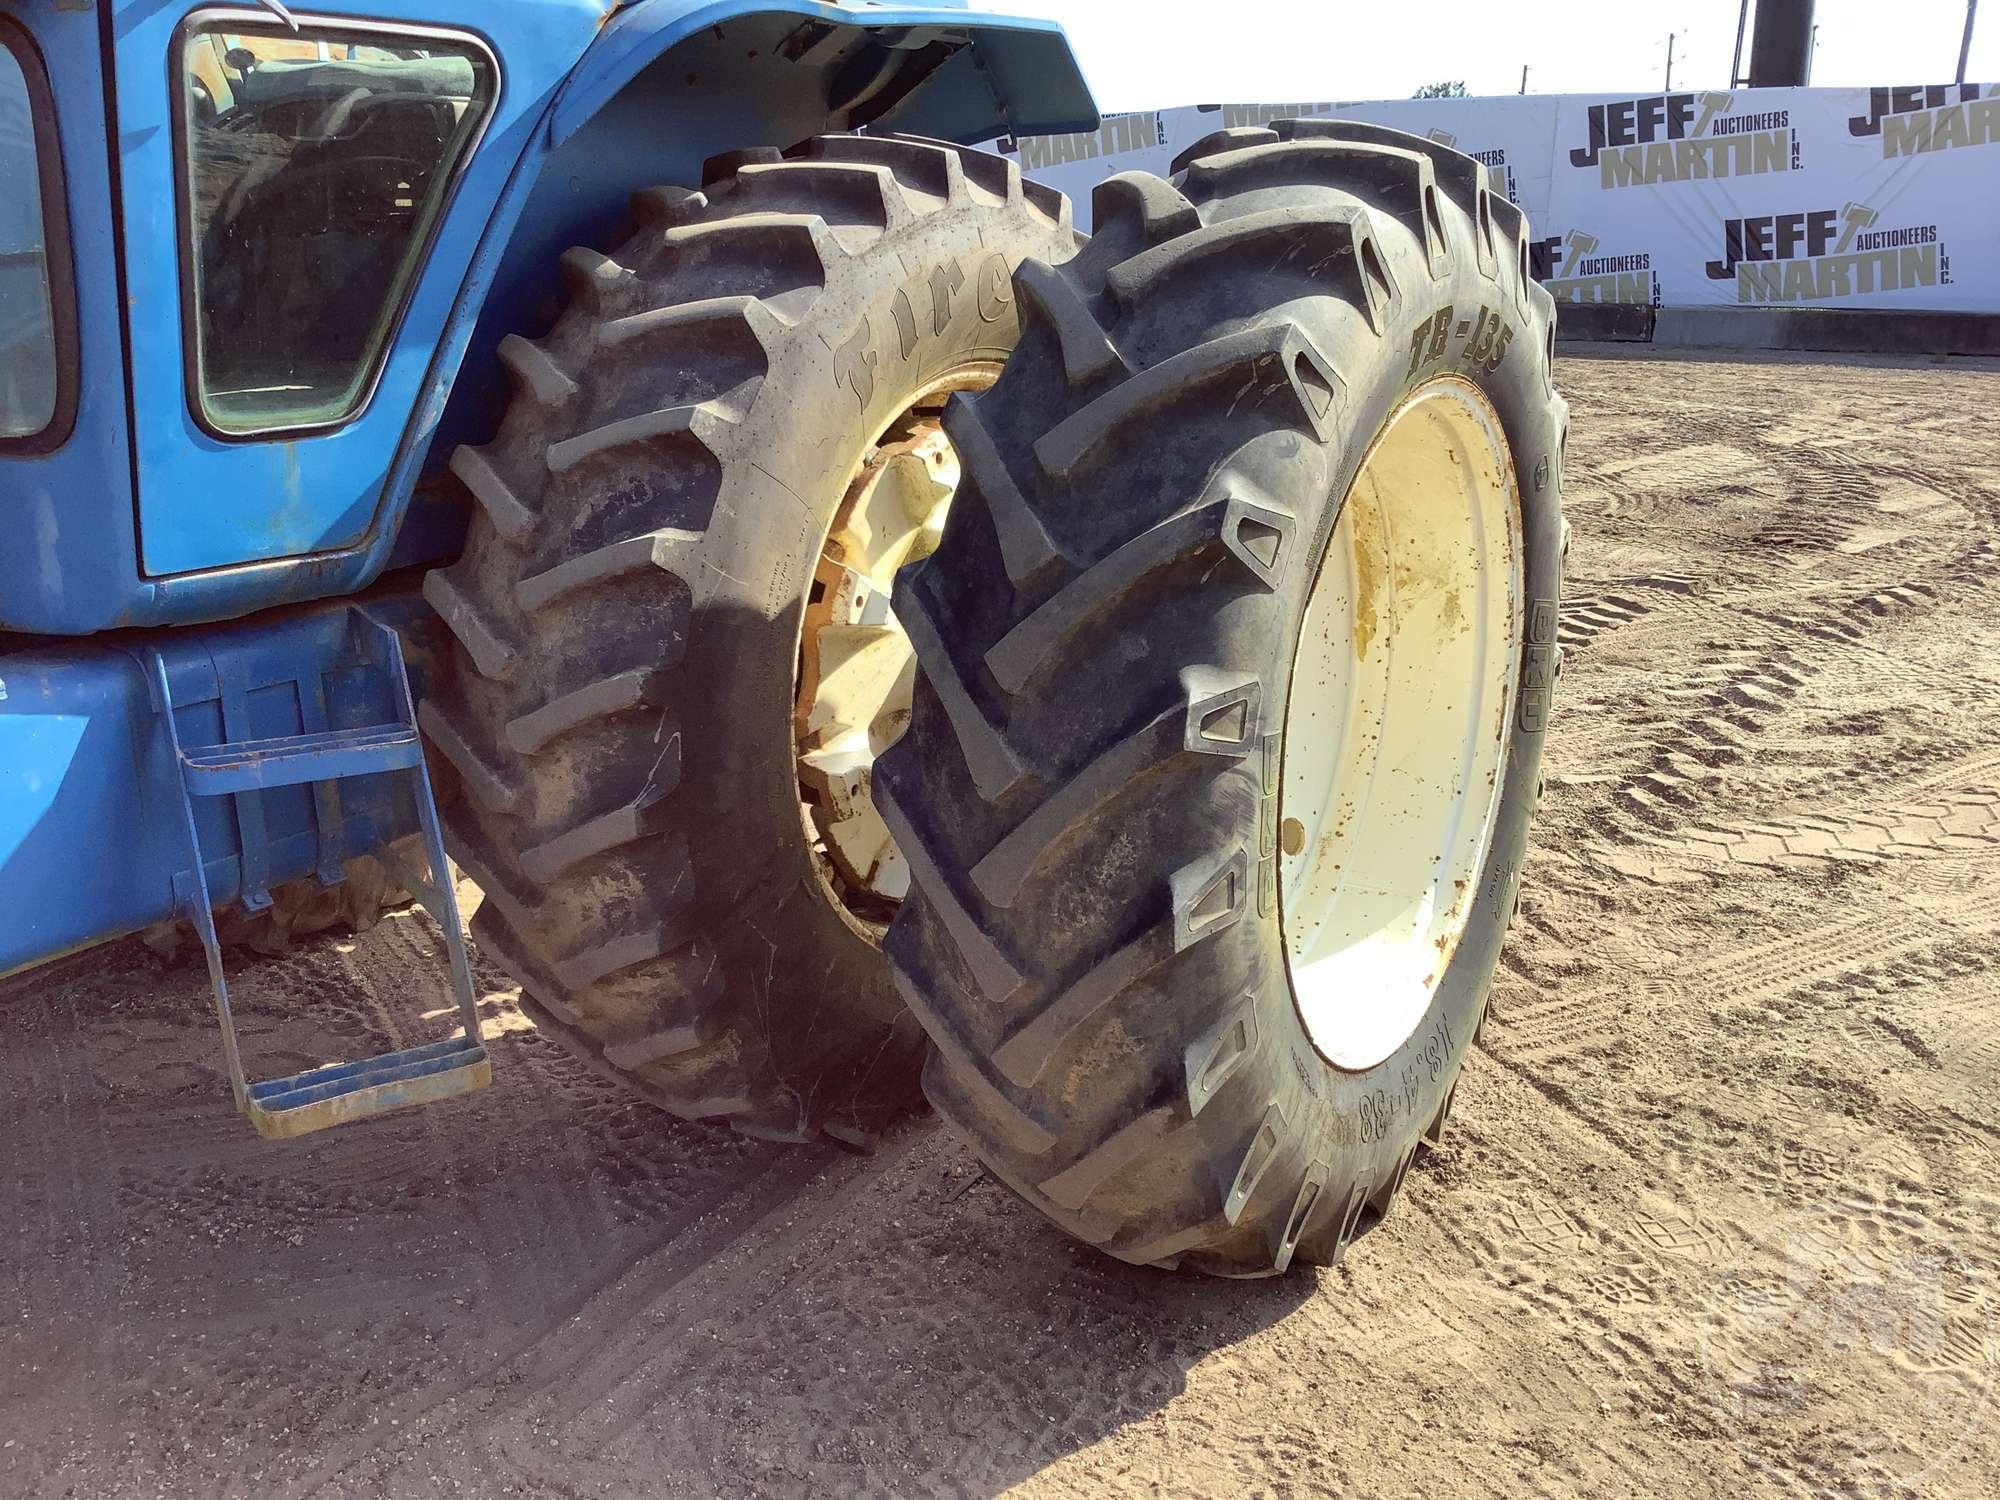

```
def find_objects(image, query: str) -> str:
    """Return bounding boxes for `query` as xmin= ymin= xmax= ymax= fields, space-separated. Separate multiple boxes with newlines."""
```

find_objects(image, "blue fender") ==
xmin=408 ymin=1 xmax=1099 ymax=581
xmin=555 ymin=1 xmax=1098 ymax=147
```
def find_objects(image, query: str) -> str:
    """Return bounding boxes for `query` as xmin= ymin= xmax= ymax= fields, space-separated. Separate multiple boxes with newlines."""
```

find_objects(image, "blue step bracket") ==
xmin=148 ymin=608 xmax=490 ymax=1139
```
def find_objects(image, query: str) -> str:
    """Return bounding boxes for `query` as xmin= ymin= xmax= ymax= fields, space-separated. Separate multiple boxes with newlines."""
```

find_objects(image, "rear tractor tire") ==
xmin=420 ymin=135 xmax=1074 ymax=1142
xmin=876 ymin=121 xmax=1568 ymax=1272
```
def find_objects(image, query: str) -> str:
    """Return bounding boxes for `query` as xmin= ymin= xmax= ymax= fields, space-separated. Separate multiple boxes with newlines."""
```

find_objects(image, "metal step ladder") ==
xmin=149 ymin=611 xmax=489 ymax=1139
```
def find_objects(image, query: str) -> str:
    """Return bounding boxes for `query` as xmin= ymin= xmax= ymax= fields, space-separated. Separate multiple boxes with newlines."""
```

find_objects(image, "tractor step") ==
xmin=148 ymin=607 xmax=489 ymax=1138
xmin=245 ymin=1036 xmax=491 ymax=1140
xmin=181 ymin=724 xmax=423 ymax=794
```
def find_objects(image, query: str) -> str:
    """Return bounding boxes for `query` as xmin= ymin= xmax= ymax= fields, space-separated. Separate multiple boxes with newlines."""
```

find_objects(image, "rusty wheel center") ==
xmin=796 ymin=368 xmax=995 ymax=931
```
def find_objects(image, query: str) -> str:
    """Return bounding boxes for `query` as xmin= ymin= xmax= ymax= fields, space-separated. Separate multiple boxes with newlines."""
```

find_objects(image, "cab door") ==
xmin=112 ymin=1 xmax=594 ymax=577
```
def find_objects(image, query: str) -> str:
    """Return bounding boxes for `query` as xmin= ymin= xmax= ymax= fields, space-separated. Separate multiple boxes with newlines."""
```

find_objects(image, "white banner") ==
xmin=1002 ymin=85 xmax=2000 ymax=313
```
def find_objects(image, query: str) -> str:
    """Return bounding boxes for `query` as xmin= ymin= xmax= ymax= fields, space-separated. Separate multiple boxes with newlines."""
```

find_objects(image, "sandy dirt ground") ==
xmin=3 ymin=346 xmax=1998 ymax=1499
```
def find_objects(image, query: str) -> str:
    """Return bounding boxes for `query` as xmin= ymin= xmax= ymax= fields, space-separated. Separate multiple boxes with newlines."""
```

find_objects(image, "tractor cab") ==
xmin=0 ymin=0 xmax=1096 ymax=635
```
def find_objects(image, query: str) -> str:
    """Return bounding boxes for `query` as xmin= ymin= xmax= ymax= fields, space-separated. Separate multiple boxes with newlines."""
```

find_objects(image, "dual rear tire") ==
xmin=426 ymin=124 xmax=1564 ymax=1272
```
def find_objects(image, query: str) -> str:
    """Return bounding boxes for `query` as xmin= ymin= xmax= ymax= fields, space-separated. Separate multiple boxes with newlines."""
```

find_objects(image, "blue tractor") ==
xmin=1 ymin=0 xmax=1564 ymax=1275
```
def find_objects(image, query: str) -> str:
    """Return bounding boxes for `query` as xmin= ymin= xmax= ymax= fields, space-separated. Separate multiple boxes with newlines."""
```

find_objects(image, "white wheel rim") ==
xmin=1279 ymin=378 xmax=1524 ymax=1071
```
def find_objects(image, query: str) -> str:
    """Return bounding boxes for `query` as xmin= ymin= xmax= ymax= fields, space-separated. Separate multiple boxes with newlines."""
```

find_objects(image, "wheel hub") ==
xmin=796 ymin=398 xmax=968 ymax=927
xmin=1278 ymin=379 xmax=1525 ymax=1071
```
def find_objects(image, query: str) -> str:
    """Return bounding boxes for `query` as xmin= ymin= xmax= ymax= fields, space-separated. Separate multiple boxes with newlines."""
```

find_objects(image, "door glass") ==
xmin=0 ymin=39 xmax=56 ymax=441
xmin=180 ymin=23 xmax=494 ymax=436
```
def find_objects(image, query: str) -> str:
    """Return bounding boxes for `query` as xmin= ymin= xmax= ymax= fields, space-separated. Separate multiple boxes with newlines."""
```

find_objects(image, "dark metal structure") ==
xmin=1749 ymin=0 xmax=1818 ymax=88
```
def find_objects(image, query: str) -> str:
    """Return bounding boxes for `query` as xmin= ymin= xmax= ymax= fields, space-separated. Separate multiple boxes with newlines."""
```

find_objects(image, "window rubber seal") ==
xmin=0 ymin=15 xmax=81 ymax=458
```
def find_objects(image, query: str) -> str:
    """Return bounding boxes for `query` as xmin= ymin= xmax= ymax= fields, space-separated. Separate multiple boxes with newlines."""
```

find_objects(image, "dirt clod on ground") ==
xmin=3 ymin=346 xmax=1998 ymax=1498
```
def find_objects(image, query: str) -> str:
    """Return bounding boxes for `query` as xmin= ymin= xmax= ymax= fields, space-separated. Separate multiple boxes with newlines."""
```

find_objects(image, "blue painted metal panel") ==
xmin=0 ymin=591 xmax=430 ymax=978
xmin=0 ymin=2 xmax=138 ymax=637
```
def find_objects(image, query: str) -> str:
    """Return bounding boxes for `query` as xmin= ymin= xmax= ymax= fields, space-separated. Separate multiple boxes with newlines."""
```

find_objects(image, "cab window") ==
xmin=0 ymin=26 xmax=64 ymax=446
xmin=178 ymin=21 xmax=495 ymax=436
